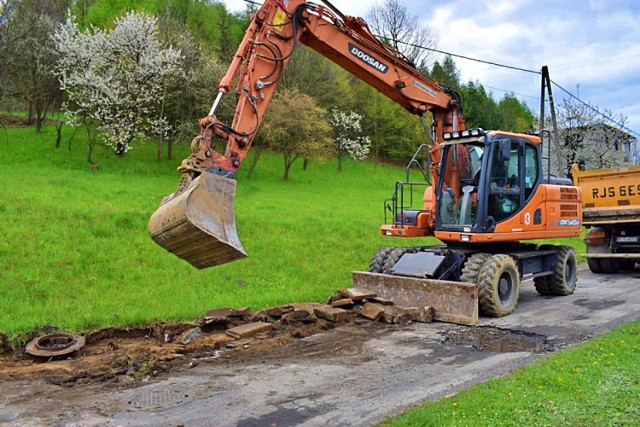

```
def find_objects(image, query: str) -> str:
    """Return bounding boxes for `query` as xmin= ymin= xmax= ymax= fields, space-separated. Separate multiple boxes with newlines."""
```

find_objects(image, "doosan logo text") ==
xmin=348 ymin=44 xmax=388 ymax=73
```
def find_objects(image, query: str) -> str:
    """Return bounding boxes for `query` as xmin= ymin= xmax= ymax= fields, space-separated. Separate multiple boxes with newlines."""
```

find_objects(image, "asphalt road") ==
xmin=2 ymin=266 xmax=640 ymax=427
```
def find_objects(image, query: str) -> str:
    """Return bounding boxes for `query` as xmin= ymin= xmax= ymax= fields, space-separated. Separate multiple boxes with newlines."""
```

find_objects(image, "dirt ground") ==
xmin=2 ymin=266 xmax=640 ymax=426
xmin=0 ymin=310 xmax=340 ymax=385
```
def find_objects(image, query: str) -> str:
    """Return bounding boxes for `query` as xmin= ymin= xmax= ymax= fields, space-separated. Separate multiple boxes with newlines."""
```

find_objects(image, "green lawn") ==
xmin=0 ymin=124 xmax=428 ymax=339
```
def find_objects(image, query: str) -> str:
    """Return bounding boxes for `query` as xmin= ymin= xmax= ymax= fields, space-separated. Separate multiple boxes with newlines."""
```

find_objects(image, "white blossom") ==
xmin=52 ymin=13 xmax=183 ymax=153
xmin=328 ymin=108 xmax=371 ymax=161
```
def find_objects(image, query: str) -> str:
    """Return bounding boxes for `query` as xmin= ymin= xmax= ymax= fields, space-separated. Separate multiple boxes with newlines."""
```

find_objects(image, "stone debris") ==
xmin=360 ymin=303 xmax=385 ymax=321
xmin=178 ymin=327 xmax=202 ymax=345
xmin=331 ymin=298 xmax=354 ymax=308
xmin=338 ymin=288 xmax=378 ymax=301
xmin=368 ymin=297 xmax=394 ymax=306
xmin=406 ymin=306 xmax=435 ymax=323
xmin=313 ymin=305 xmax=351 ymax=323
xmin=381 ymin=306 xmax=412 ymax=324
xmin=282 ymin=310 xmax=316 ymax=324
xmin=292 ymin=302 xmax=323 ymax=314
xmin=226 ymin=322 xmax=272 ymax=339
xmin=263 ymin=305 xmax=294 ymax=317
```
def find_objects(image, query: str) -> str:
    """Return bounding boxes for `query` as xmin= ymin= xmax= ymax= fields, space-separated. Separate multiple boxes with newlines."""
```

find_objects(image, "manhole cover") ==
xmin=25 ymin=333 xmax=86 ymax=358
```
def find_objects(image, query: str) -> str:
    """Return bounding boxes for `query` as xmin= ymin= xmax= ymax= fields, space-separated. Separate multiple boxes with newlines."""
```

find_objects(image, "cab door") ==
xmin=485 ymin=138 xmax=525 ymax=225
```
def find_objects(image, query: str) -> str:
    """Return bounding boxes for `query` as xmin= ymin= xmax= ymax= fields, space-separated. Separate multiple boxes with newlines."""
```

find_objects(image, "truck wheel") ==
xmin=549 ymin=245 xmax=577 ymax=295
xmin=599 ymin=258 xmax=619 ymax=274
xmin=587 ymin=258 xmax=603 ymax=273
xmin=382 ymin=247 xmax=416 ymax=274
xmin=368 ymin=247 xmax=395 ymax=273
xmin=619 ymin=259 xmax=636 ymax=270
xmin=478 ymin=254 xmax=520 ymax=317
xmin=460 ymin=253 xmax=491 ymax=284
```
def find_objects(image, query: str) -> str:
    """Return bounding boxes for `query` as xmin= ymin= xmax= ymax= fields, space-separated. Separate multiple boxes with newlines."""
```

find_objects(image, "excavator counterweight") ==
xmin=148 ymin=173 xmax=246 ymax=269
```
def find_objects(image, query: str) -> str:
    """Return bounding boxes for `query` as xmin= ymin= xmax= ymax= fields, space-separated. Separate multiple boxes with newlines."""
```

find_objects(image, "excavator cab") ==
xmin=434 ymin=129 xmax=539 ymax=235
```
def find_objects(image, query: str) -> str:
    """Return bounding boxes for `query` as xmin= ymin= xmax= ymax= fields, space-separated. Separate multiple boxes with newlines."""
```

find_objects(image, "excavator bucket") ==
xmin=352 ymin=271 xmax=479 ymax=325
xmin=148 ymin=173 xmax=247 ymax=269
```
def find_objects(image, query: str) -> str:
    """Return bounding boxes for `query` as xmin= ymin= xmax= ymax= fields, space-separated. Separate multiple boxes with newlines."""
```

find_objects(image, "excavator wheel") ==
xmin=477 ymin=254 xmax=520 ymax=317
xmin=548 ymin=245 xmax=577 ymax=295
xmin=533 ymin=244 xmax=555 ymax=295
xmin=460 ymin=252 xmax=491 ymax=284
xmin=368 ymin=247 xmax=395 ymax=273
xmin=382 ymin=247 xmax=417 ymax=274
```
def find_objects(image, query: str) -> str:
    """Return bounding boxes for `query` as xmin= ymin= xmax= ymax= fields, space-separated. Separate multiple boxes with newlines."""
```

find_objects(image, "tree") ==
xmin=430 ymin=55 xmax=460 ymax=89
xmin=328 ymin=108 xmax=371 ymax=171
xmin=556 ymin=97 xmax=631 ymax=177
xmin=498 ymin=93 xmax=535 ymax=133
xmin=458 ymin=81 xmax=501 ymax=131
xmin=53 ymin=12 xmax=183 ymax=162
xmin=0 ymin=0 xmax=69 ymax=131
xmin=280 ymin=45 xmax=354 ymax=111
xmin=366 ymin=0 xmax=437 ymax=72
xmin=260 ymin=88 xmax=332 ymax=180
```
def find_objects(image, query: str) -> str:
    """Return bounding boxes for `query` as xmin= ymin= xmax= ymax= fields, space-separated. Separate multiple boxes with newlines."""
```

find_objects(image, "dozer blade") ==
xmin=352 ymin=271 xmax=478 ymax=325
xmin=148 ymin=173 xmax=247 ymax=269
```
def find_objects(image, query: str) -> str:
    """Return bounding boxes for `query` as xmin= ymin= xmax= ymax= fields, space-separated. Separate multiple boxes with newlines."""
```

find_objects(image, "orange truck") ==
xmin=572 ymin=163 xmax=640 ymax=273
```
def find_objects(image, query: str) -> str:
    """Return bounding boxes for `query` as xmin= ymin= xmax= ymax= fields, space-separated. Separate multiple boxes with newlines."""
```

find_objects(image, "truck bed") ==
xmin=572 ymin=164 xmax=640 ymax=225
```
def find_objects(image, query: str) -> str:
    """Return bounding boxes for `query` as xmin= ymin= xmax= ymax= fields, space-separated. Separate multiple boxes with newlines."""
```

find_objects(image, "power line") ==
xmin=377 ymin=35 xmax=541 ymax=75
xmin=385 ymin=36 xmax=640 ymax=138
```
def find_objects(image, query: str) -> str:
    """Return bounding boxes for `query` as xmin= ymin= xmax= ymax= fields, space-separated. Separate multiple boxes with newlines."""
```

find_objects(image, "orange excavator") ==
xmin=148 ymin=0 xmax=582 ymax=324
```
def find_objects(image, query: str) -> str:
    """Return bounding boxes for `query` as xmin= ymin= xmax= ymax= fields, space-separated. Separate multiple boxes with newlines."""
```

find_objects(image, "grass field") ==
xmin=0 ymin=124 xmax=592 ymax=340
xmin=0 ymin=123 xmax=438 ymax=339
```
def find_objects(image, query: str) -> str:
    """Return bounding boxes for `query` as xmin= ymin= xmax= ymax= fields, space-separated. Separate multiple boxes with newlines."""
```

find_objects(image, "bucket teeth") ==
xmin=148 ymin=173 xmax=247 ymax=269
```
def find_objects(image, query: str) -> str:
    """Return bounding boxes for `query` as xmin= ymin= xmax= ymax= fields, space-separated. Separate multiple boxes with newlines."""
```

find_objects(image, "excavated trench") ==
xmin=0 ymin=314 xmax=554 ymax=388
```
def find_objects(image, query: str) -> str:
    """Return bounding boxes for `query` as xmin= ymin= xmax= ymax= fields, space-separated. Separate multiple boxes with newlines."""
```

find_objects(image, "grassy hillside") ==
xmin=0 ymin=125 xmax=434 ymax=336
xmin=0 ymin=124 xmax=587 ymax=338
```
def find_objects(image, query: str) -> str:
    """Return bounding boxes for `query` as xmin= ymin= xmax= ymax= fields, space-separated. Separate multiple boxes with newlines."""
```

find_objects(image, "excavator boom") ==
xmin=148 ymin=0 xmax=464 ymax=268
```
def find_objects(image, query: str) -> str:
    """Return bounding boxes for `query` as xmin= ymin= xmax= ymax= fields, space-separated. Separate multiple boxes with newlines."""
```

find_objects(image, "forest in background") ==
xmin=1 ymin=0 xmax=631 ymax=175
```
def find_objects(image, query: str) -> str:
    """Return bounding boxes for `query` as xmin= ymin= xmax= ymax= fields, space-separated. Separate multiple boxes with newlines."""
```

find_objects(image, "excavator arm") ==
xmin=148 ymin=0 xmax=465 ymax=269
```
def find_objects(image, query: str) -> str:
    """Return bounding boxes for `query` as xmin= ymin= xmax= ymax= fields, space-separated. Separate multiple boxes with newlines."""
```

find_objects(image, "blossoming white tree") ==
xmin=53 ymin=12 xmax=183 ymax=162
xmin=328 ymin=108 xmax=371 ymax=171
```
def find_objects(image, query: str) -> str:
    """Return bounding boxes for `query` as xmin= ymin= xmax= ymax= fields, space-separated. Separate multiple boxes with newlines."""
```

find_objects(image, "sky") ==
xmin=222 ymin=0 xmax=640 ymax=139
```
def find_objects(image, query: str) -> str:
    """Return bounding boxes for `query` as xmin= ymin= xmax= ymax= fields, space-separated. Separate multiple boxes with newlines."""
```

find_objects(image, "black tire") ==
xmin=618 ymin=259 xmax=636 ymax=270
xmin=533 ymin=245 xmax=554 ymax=295
xmin=460 ymin=253 xmax=491 ymax=284
xmin=382 ymin=247 xmax=416 ymax=274
xmin=599 ymin=258 xmax=619 ymax=274
xmin=368 ymin=246 xmax=395 ymax=273
xmin=533 ymin=276 xmax=552 ymax=295
xmin=478 ymin=254 xmax=520 ymax=317
xmin=549 ymin=245 xmax=577 ymax=296
xmin=587 ymin=258 xmax=603 ymax=274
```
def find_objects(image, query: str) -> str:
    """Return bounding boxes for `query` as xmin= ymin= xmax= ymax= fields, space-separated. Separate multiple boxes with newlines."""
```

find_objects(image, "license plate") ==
xmin=616 ymin=236 xmax=640 ymax=243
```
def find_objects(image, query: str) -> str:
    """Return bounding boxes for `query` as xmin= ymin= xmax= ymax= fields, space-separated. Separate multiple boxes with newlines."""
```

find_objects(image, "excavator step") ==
xmin=352 ymin=271 xmax=478 ymax=326
xmin=148 ymin=173 xmax=247 ymax=269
